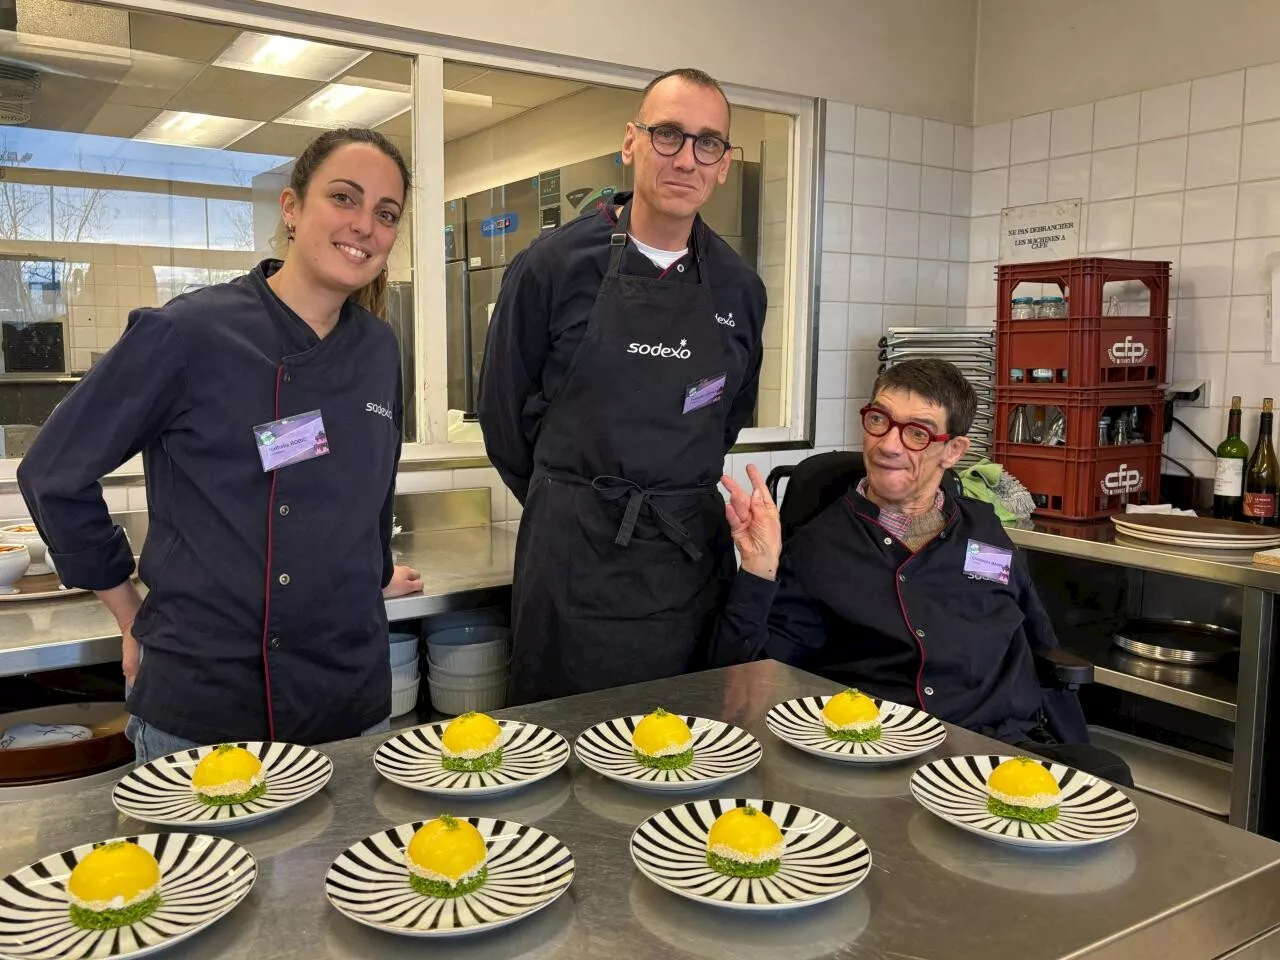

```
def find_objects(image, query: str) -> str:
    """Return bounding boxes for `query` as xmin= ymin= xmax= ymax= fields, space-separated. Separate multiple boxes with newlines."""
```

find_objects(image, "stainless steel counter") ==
xmin=0 ymin=525 xmax=517 ymax=678
xmin=3 ymin=662 xmax=1279 ymax=959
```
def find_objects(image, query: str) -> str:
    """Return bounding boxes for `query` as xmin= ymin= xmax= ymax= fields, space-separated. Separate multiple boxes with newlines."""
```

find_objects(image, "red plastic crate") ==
xmin=996 ymin=315 xmax=1168 ymax=389
xmin=995 ymin=257 xmax=1172 ymax=322
xmin=995 ymin=386 xmax=1165 ymax=449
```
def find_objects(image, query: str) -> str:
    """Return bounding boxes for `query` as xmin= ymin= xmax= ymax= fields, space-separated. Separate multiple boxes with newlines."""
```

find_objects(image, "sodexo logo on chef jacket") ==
xmin=365 ymin=401 xmax=395 ymax=421
xmin=628 ymin=338 xmax=692 ymax=359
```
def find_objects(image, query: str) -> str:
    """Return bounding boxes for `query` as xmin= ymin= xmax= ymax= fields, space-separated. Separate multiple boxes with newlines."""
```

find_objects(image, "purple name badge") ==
xmin=963 ymin=539 xmax=1013 ymax=584
xmin=683 ymin=371 xmax=728 ymax=415
xmin=253 ymin=409 xmax=330 ymax=472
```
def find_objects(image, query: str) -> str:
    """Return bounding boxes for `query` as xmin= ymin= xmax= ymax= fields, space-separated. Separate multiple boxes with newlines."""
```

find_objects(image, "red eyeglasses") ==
xmin=859 ymin=405 xmax=952 ymax=451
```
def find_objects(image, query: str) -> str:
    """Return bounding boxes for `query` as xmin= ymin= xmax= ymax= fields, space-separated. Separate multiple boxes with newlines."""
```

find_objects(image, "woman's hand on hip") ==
xmin=383 ymin=564 xmax=423 ymax=598
xmin=720 ymin=463 xmax=782 ymax=581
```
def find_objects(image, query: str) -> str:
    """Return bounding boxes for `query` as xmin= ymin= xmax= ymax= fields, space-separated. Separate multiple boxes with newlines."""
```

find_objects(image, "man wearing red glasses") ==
xmin=716 ymin=358 xmax=1130 ymax=783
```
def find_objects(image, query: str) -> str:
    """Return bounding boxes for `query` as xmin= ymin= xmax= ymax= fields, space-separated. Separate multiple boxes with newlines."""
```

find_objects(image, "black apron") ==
xmin=510 ymin=204 xmax=742 ymax=704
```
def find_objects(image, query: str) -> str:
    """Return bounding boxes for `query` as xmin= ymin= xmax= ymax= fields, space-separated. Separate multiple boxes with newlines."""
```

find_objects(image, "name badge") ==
xmin=253 ymin=409 xmax=330 ymax=472
xmin=963 ymin=539 xmax=1013 ymax=584
xmin=683 ymin=371 xmax=728 ymax=414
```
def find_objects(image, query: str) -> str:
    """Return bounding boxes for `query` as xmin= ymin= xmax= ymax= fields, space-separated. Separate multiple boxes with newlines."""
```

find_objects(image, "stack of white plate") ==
xmin=1111 ymin=514 xmax=1280 ymax=550
xmin=388 ymin=632 xmax=419 ymax=718
xmin=425 ymin=625 xmax=512 ymax=716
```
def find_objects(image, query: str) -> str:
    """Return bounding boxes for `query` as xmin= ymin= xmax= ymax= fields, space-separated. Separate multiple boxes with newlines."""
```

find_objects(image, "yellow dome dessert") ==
xmin=706 ymin=805 xmax=785 ymax=879
xmin=986 ymin=757 xmax=1061 ymax=824
xmin=821 ymin=689 xmax=882 ymax=743
xmin=440 ymin=712 xmax=504 ymax=773
xmin=190 ymin=744 xmax=267 ymax=806
xmin=405 ymin=814 xmax=489 ymax=898
xmin=66 ymin=841 xmax=162 ymax=930
xmin=632 ymin=708 xmax=694 ymax=770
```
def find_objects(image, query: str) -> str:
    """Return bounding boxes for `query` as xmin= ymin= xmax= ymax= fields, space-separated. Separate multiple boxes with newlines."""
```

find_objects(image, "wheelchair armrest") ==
xmin=765 ymin=464 xmax=794 ymax=505
xmin=1034 ymin=647 xmax=1094 ymax=690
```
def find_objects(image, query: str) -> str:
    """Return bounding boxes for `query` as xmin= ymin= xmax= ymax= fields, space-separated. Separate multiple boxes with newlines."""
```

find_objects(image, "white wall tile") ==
xmin=964 ymin=306 xmax=994 ymax=326
xmin=969 ymin=215 xmax=1001 ymax=262
xmin=1085 ymin=199 xmax=1134 ymax=252
xmin=1090 ymin=146 xmax=1138 ymax=200
xmin=918 ymin=213 xmax=950 ymax=260
xmin=1182 ymin=185 xmax=1238 ymax=243
xmin=889 ymin=114 xmax=923 ymax=163
xmin=1051 ymin=104 xmax=1094 ymax=157
xmin=968 ymin=262 xmax=997 ymax=308
xmin=973 ymin=120 xmax=1011 ymax=170
xmin=1132 ymin=193 xmax=1184 ymax=249
xmin=849 ymin=204 xmax=887 ymax=255
xmin=826 ymin=102 xmax=856 ymax=154
xmin=947 ymin=308 xmax=968 ymax=326
xmin=820 ymin=251 xmax=851 ymax=301
xmin=848 ymin=255 xmax=885 ymax=302
xmin=395 ymin=469 xmax=454 ymax=493
xmin=916 ymin=306 xmax=948 ymax=325
xmin=1174 ymin=297 xmax=1230 ymax=353
xmin=844 ymin=399 xmax=865 ymax=447
xmin=1180 ymin=241 xmax=1236 ymax=297
xmin=920 ymin=166 xmax=952 ymax=215
xmin=852 ymin=156 xmax=889 ymax=207
xmin=1048 ymin=154 xmax=1091 ymax=202
xmin=1233 ymin=237 xmax=1280 ymax=295
xmin=1241 ymin=120 xmax=1280 ymax=181
xmin=845 ymin=352 xmax=879 ymax=404
xmin=970 ymin=168 xmax=1009 ymax=216
xmin=815 ymin=398 xmax=845 ymax=446
xmin=1185 ymin=128 xmax=1241 ymax=188
xmin=1245 ymin=62 xmax=1280 ymax=123
xmin=1236 ymin=179 xmax=1280 ymax=238
xmin=1008 ymin=161 xmax=1049 ymax=206
xmin=1010 ymin=112 xmax=1051 ymax=164
xmin=1173 ymin=351 xmax=1228 ymax=406
xmin=949 ymin=217 xmax=969 ymax=261
xmin=950 ymin=172 xmax=971 ymax=216
xmin=855 ymin=107 xmax=890 ymax=158
xmin=883 ymin=304 xmax=915 ymax=328
xmin=847 ymin=303 xmax=883 ymax=350
xmin=884 ymin=257 xmax=918 ymax=304
xmin=821 ymin=202 xmax=852 ymax=252
xmin=817 ymin=301 xmax=848 ymax=350
xmin=885 ymin=210 xmax=919 ymax=257
xmin=817 ymin=349 xmax=847 ymax=398
xmin=1190 ymin=71 xmax=1245 ymax=133
xmin=1140 ymin=82 xmax=1191 ymax=142
xmin=948 ymin=263 xmax=969 ymax=308
xmin=916 ymin=260 xmax=948 ymax=306
xmin=948 ymin=125 xmax=972 ymax=172
xmin=823 ymin=151 xmax=854 ymax=203
xmin=1093 ymin=94 xmax=1140 ymax=150
xmin=1230 ymin=295 xmax=1270 ymax=352
xmin=922 ymin=120 xmax=954 ymax=168
xmin=1225 ymin=352 xmax=1277 ymax=403
xmin=887 ymin=162 xmax=921 ymax=210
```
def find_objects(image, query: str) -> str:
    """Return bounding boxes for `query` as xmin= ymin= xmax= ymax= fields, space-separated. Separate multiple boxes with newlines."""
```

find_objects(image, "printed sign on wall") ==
xmin=999 ymin=199 xmax=1081 ymax=263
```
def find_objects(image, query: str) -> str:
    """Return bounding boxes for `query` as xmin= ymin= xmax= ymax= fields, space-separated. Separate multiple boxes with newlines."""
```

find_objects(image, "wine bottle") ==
xmin=1242 ymin=398 xmax=1279 ymax=527
xmin=1213 ymin=396 xmax=1250 ymax=519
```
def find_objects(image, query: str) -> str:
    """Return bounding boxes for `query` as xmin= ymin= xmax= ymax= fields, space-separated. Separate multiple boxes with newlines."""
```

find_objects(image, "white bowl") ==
xmin=428 ymin=637 xmax=511 ymax=674
xmin=0 ymin=524 xmax=47 ymax=576
xmin=428 ymin=674 xmax=507 ymax=716
xmin=0 ymin=543 xmax=30 ymax=594
xmin=391 ymin=660 xmax=419 ymax=687
xmin=389 ymin=635 xmax=418 ymax=667
xmin=425 ymin=625 xmax=511 ymax=647
xmin=428 ymin=656 xmax=511 ymax=686
xmin=390 ymin=678 xmax=419 ymax=719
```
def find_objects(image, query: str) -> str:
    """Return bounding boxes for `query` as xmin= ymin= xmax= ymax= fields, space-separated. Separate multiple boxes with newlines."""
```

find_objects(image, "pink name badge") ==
xmin=253 ymin=409 xmax=330 ymax=472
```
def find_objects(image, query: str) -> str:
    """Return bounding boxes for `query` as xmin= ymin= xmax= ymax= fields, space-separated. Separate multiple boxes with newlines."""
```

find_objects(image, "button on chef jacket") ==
xmin=714 ymin=487 xmax=1078 ymax=743
xmin=16 ymin=260 xmax=403 ymax=745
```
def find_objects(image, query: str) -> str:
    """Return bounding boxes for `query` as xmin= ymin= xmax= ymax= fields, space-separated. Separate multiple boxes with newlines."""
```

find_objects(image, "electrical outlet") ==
xmin=1164 ymin=378 xmax=1211 ymax=408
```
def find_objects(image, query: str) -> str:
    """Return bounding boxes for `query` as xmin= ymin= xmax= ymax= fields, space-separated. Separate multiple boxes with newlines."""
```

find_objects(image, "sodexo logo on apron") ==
xmin=627 ymin=338 xmax=692 ymax=359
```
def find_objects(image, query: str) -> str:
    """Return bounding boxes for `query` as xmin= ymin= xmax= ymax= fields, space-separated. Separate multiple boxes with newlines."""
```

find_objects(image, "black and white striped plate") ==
xmin=373 ymin=722 xmax=569 ymax=798
xmin=325 ymin=818 xmax=575 ymax=938
xmin=630 ymin=798 xmax=870 ymax=911
xmin=574 ymin=716 xmax=761 ymax=792
xmin=766 ymin=696 xmax=947 ymax=763
xmin=111 ymin=742 xmax=332 ymax=827
xmin=910 ymin=755 xmax=1140 ymax=848
xmin=0 ymin=832 xmax=256 ymax=960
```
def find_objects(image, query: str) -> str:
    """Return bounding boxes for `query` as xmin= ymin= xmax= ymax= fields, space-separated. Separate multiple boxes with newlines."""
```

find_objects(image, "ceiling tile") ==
xmin=344 ymin=52 xmax=413 ymax=87
xmin=83 ymin=102 xmax=157 ymax=139
xmin=127 ymin=11 xmax=238 ymax=62
xmin=165 ymin=66 xmax=320 ymax=122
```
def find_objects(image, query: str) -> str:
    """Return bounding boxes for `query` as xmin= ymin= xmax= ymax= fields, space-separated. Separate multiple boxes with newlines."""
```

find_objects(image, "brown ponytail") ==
xmin=351 ymin=268 xmax=389 ymax=319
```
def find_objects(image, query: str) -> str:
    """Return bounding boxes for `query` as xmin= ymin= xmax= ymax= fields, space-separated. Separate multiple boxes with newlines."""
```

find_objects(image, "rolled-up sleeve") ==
xmin=16 ymin=309 xmax=191 ymax=590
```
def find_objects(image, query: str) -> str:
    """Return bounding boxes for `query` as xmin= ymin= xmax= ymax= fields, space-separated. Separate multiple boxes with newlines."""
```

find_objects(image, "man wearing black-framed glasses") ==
xmin=711 ymin=358 xmax=1131 ymax=785
xmin=479 ymin=67 xmax=767 ymax=705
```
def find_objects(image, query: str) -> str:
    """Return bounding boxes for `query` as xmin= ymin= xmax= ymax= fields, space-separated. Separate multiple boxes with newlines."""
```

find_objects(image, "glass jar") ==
xmin=1009 ymin=368 xmax=1025 ymax=384
xmin=1011 ymin=297 xmax=1036 ymax=320
xmin=1038 ymin=295 xmax=1067 ymax=319
xmin=1030 ymin=368 xmax=1054 ymax=384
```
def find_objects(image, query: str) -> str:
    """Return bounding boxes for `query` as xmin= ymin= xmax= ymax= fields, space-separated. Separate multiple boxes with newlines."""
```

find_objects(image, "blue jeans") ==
xmin=125 ymin=715 xmax=392 ymax=767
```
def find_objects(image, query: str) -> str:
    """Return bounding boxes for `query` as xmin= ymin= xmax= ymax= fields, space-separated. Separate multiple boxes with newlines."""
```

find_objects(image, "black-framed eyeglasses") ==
xmin=859 ymin=404 xmax=952 ymax=452
xmin=632 ymin=122 xmax=731 ymax=165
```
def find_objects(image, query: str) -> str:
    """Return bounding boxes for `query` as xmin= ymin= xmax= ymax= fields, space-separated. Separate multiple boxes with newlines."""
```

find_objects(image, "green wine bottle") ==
xmin=1213 ymin=396 xmax=1250 ymax=520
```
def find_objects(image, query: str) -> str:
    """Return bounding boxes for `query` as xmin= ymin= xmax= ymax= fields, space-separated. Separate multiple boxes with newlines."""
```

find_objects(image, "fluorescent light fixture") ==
xmin=135 ymin=111 xmax=263 ymax=149
xmin=213 ymin=32 xmax=368 ymax=82
xmin=443 ymin=89 xmax=493 ymax=108
xmin=275 ymin=83 xmax=411 ymax=129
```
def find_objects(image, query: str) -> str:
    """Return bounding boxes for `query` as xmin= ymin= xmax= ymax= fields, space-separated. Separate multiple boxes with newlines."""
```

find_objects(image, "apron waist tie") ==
xmin=540 ymin=469 xmax=710 ymax=561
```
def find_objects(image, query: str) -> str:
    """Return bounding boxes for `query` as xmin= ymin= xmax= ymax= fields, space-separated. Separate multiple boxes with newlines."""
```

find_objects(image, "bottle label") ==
xmin=1214 ymin=459 xmax=1245 ymax=496
xmin=1243 ymin=492 xmax=1277 ymax=518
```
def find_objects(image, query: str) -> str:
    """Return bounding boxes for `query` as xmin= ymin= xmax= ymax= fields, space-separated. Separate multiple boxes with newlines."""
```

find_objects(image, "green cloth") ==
xmin=958 ymin=462 xmax=1018 ymax=525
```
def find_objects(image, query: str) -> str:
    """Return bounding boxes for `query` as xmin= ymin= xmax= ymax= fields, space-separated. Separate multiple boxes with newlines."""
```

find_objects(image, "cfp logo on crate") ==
xmin=1100 ymin=463 xmax=1144 ymax=496
xmin=1107 ymin=335 xmax=1150 ymax=365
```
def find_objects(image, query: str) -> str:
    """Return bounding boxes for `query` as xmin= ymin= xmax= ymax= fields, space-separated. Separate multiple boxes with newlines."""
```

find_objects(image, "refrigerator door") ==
xmin=465 ymin=179 xmax=541 ymax=269
xmin=467 ymin=265 xmax=505 ymax=410
xmin=384 ymin=281 xmax=417 ymax=441
xmin=445 ymin=260 xmax=471 ymax=414
xmin=444 ymin=198 xmax=466 ymax=263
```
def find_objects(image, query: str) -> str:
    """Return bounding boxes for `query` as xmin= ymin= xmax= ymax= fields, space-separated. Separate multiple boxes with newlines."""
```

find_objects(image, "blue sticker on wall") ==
xmin=481 ymin=213 xmax=519 ymax=237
